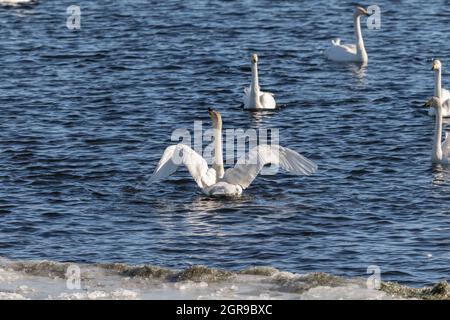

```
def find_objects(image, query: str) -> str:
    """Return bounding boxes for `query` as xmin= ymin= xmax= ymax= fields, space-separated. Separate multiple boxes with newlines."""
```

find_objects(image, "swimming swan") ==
xmin=0 ymin=0 xmax=38 ymax=5
xmin=243 ymin=54 xmax=276 ymax=110
xmin=425 ymin=97 xmax=450 ymax=165
xmin=430 ymin=59 xmax=450 ymax=117
xmin=325 ymin=6 xmax=369 ymax=63
xmin=149 ymin=109 xmax=317 ymax=196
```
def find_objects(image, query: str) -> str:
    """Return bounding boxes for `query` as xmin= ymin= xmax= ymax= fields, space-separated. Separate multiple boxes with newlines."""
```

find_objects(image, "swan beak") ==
xmin=362 ymin=10 xmax=369 ymax=16
xmin=424 ymin=99 xmax=433 ymax=108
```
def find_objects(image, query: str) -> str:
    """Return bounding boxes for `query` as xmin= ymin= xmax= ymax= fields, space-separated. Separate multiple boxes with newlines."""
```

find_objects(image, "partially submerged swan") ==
xmin=430 ymin=59 xmax=450 ymax=117
xmin=149 ymin=109 xmax=317 ymax=196
xmin=243 ymin=54 xmax=276 ymax=110
xmin=424 ymin=97 xmax=450 ymax=165
xmin=325 ymin=6 xmax=369 ymax=63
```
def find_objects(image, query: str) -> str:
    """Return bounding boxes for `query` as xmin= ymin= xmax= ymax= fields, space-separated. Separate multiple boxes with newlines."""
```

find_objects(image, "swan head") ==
xmin=208 ymin=108 xmax=222 ymax=128
xmin=424 ymin=96 xmax=441 ymax=110
xmin=432 ymin=59 xmax=442 ymax=71
xmin=251 ymin=53 xmax=258 ymax=64
xmin=354 ymin=6 xmax=369 ymax=17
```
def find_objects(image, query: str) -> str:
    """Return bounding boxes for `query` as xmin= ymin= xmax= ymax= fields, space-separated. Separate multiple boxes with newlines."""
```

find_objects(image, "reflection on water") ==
xmin=350 ymin=63 xmax=368 ymax=82
xmin=432 ymin=165 xmax=450 ymax=185
xmin=248 ymin=109 xmax=276 ymax=125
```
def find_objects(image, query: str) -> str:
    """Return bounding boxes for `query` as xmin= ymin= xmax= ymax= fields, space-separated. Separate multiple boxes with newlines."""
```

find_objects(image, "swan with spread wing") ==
xmin=149 ymin=109 xmax=317 ymax=196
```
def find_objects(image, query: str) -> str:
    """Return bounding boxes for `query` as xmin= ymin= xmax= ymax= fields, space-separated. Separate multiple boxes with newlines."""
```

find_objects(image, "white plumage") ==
xmin=0 ymin=0 xmax=37 ymax=5
xmin=149 ymin=110 xmax=317 ymax=196
xmin=243 ymin=53 xmax=276 ymax=110
xmin=430 ymin=59 xmax=450 ymax=117
xmin=325 ymin=6 xmax=369 ymax=63
xmin=425 ymin=97 xmax=450 ymax=165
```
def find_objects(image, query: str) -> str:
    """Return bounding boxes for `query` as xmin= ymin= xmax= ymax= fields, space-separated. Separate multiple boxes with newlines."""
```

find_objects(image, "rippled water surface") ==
xmin=0 ymin=0 xmax=450 ymax=287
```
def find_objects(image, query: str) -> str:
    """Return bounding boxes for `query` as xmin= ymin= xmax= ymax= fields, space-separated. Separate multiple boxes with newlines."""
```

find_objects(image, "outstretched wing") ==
xmin=149 ymin=144 xmax=216 ymax=189
xmin=223 ymin=145 xmax=317 ymax=189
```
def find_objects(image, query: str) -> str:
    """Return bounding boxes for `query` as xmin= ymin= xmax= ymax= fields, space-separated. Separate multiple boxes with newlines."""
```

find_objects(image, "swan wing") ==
xmin=149 ymin=144 xmax=215 ymax=188
xmin=325 ymin=39 xmax=357 ymax=61
xmin=223 ymin=145 xmax=317 ymax=189
xmin=442 ymin=88 xmax=450 ymax=101
xmin=260 ymin=92 xmax=276 ymax=109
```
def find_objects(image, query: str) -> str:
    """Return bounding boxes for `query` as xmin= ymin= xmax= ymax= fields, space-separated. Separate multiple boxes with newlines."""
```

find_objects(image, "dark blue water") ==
xmin=0 ymin=0 xmax=449 ymax=287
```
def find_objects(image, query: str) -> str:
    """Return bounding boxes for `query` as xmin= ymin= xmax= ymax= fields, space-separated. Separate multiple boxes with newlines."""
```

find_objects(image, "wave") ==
xmin=0 ymin=257 xmax=448 ymax=300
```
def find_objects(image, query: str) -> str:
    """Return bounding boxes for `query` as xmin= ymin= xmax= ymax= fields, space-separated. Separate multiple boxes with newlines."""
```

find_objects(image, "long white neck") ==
xmin=354 ymin=15 xmax=367 ymax=62
xmin=249 ymin=63 xmax=262 ymax=108
xmin=435 ymin=69 xmax=442 ymax=98
xmin=432 ymin=105 xmax=443 ymax=162
xmin=213 ymin=120 xmax=224 ymax=179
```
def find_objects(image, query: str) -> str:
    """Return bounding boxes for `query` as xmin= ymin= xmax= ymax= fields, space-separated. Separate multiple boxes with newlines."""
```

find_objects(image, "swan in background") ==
xmin=430 ymin=59 xmax=450 ymax=117
xmin=325 ymin=6 xmax=369 ymax=63
xmin=0 ymin=0 xmax=37 ymax=6
xmin=149 ymin=109 xmax=317 ymax=196
xmin=243 ymin=53 xmax=276 ymax=110
xmin=425 ymin=97 xmax=450 ymax=165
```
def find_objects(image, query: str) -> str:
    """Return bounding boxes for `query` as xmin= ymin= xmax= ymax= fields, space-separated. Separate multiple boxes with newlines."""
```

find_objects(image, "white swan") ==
xmin=325 ymin=6 xmax=369 ymax=63
xmin=430 ymin=59 xmax=450 ymax=117
xmin=243 ymin=53 xmax=276 ymax=110
xmin=0 ymin=0 xmax=37 ymax=5
xmin=149 ymin=109 xmax=317 ymax=196
xmin=425 ymin=97 xmax=450 ymax=165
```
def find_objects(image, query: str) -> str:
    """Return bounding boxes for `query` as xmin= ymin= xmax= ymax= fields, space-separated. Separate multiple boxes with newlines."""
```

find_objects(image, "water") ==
xmin=0 ymin=0 xmax=449 ymax=292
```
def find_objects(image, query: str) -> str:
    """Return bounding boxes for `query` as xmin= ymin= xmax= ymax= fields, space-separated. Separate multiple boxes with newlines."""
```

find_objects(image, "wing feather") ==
xmin=149 ymin=144 xmax=215 ymax=188
xmin=223 ymin=145 xmax=317 ymax=189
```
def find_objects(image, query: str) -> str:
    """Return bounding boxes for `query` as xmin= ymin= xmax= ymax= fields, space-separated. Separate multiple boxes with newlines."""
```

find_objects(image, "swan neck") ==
xmin=433 ymin=106 xmax=443 ymax=162
xmin=213 ymin=120 xmax=224 ymax=178
xmin=435 ymin=69 xmax=442 ymax=98
xmin=354 ymin=15 xmax=367 ymax=62
xmin=250 ymin=63 xmax=261 ymax=108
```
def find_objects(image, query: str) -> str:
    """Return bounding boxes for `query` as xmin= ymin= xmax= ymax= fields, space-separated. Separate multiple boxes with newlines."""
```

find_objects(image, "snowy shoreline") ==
xmin=1 ymin=257 xmax=448 ymax=300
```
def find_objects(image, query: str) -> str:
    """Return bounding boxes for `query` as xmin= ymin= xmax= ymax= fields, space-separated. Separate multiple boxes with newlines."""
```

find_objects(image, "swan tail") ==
xmin=331 ymin=38 xmax=341 ymax=46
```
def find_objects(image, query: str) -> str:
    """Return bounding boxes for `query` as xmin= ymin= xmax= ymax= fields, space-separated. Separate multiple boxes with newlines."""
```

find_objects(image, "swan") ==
xmin=0 ymin=0 xmax=37 ymax=5
xmin=424 ymin=97 xmax=450 ymax=165
xmin=430 ymin=59 xmax=450 ymax=117
xmin=325 ymin=6 xmax=369 ymax=63
xmin=243 ymin=53 xmax=276 ymax=110
xmin=149 ymin=109 xmax=317 ymax=196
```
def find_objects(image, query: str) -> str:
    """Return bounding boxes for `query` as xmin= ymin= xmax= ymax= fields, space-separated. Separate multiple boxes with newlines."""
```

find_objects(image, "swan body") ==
xmin=430 ymin=59 xmax=450 ymax=117
xmin=0 ymin=0 xmax=37 ymax=5
xmin=149 ymin=109 xmax=317 ymax=196
xmin=325 ymin=6 xmax=369 ymax=63
xmin=243 ymin=54 xmax=276 ymax=110
xmin=425 ymin=97 xmax=450 ymax=165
